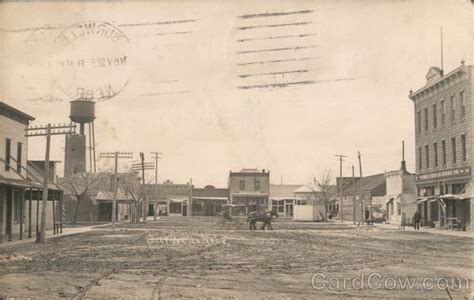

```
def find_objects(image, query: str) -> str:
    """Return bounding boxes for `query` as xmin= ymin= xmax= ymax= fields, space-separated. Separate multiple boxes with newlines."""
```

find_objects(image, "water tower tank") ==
xmin=69 ymin=100 xmax=96 ymax=124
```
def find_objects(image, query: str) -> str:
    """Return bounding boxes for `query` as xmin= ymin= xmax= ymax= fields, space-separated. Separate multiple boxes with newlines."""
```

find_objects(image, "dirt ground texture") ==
xmin=0 ymin=217 xmax=472 ymax=299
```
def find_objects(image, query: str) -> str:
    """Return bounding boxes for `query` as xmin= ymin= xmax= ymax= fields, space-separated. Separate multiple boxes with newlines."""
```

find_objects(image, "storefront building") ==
xmin=409 ymin=62 xmax=473 ymax=230
xmin=228 ymin=168 xmax=270 ymax=215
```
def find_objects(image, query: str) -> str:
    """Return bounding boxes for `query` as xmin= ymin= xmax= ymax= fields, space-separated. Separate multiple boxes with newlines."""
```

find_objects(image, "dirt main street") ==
xmin=0 ymin=217 xmax=472 ymax=299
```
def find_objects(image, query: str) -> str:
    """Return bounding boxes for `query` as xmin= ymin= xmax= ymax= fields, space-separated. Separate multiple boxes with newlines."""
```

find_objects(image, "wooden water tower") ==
xmin=64 ymin=99 xmax=97 ymax=177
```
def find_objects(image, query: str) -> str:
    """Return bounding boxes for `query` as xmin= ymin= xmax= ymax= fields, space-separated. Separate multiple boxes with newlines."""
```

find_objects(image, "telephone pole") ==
xmin=150 ymin=152 xmax=162 ymax=184
xmin=150 ymin=152 xmax=162 ymax=220
xmin=335 ymin=154 xmax=346 ymax=223
xmin=357 ymin=151 xmax=364 ymax=222
xmin=132 ymin=155 xmax=154 ymax=222
xmin=99 ymin=151 xmax=133 ymax=228
xmin=25 ymin=123 xmax=76 ymax=243
xmin=352 ymin=165 xmax=356 ymax=225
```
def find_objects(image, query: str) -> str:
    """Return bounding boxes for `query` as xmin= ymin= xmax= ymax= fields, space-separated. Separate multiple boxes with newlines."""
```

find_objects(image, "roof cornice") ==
xmin=409 ymin=65 xmax=470 ymax=101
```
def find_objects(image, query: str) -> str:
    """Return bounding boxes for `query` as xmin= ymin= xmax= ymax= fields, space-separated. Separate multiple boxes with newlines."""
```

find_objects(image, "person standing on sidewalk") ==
xmin=413 ymin=210 xmax=421 ymax=230
xmin=400 ymin=213 xmax=406 ymax=230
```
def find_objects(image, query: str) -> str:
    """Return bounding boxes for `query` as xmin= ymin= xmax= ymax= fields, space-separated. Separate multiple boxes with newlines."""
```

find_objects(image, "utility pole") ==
xmin=140 ymin=152 xmax=147 ymax=223
xmin=335 ymin=154 xmax=346 ymax=223
xmin=100 ymin=151 xmax=133 ymax=229
xmin=358 ymin=151 xmax=364 ymax=223
xmin=132 ymin=155 xmax=154 ymax=223
xmin=150 ymin=152 xmax=162 ymax=184
xmin=189 ymin=178 xmax=193 ymax=217
xmin=25 ymin=123 xmax=76 ymax=243
xmin=151 ymin=152 xmax=162 ymax=221
xmin=352 ymin=165 xmax=356 ymax=225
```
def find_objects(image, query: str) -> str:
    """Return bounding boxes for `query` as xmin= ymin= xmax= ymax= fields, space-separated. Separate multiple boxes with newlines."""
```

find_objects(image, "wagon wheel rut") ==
xmin=71 ymin=270 xmax=114 ymax=300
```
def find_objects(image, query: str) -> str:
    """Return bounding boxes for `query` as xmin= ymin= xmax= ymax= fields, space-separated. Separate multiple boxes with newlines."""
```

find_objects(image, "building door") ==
xmin=285 ymin=203 xmax=293 ymax=217
xmin=182 ymin=203 xmax=188 ymax=216
xmin=204 ymin=202 xmax=215 ymax=216
xmin=148 ymin=204 xmax=154 ymax=217
xmin=463 ymin=199 xmax=470 ymax=229
xmin=98 ymin=203 xmax=112 ymax=222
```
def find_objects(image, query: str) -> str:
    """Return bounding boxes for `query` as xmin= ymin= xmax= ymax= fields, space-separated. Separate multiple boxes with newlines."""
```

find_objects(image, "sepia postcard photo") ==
xmin=0 ymin=0 xmax=473 ymax=299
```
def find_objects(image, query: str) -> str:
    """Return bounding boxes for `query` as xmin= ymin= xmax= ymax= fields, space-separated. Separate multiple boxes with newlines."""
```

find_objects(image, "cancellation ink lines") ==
xmin=1 ymin=18 xmax=197 ymax=38
xmin=232 ymin=9 xmax=318 ymax=90
xmin=139 ymin=79 xmax=191 ymax=98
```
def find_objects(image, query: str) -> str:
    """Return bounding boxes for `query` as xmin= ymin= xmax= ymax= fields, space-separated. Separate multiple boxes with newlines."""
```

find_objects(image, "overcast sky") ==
xmin=1 ymin=0 xmax=473 ymax=187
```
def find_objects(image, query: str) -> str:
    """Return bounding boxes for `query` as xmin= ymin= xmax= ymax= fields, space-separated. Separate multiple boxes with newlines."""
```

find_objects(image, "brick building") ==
xmin=228 ymin=168 xmax=270 ymax=215
xmin=409 ymin=62 xmax=473 ymax=230
xmin=145 ymin=180 xmax=192 ymax=216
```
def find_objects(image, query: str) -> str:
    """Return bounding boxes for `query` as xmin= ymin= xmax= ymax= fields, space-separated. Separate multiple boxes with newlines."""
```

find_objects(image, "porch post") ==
xmin=59 ymin=192 xmax=63 ymax=233
xmin=52 ymin=192 xmax=56 ymax=234
xmin=36 ymin=188 xmax=40 ymax=241
xmin=19 ymin=189 xmax=23 ymax=240
xmin=8 ymin=189 xmax=13 ymax=241
xmin=28 ymin=188 xmax=32 ymax=238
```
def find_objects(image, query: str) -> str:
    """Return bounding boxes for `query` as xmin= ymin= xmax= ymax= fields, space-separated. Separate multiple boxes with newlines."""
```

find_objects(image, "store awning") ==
xmin=169 ymin=197 xmax=188 ymax=203
xmin=270 ymin=197 xmax=296 ymax=201
xmin=192 ymin=196 xmax=228 ymax=201
xmin=222 ymin=203 xmax=241 ymax=207
xmin=95 ymin=191 xmax=134 ymax=203
xmin=439 ymin=193 xmax=469 ymax=200
xmin=417 ymin=197 xmax=431 ymax=203
xmin=0 ymin=177 xmax=60 ymax=190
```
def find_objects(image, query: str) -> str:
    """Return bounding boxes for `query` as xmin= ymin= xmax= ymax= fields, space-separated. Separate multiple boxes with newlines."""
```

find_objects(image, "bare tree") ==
xmin=61 ymin=172 xmax=109 ymax=224
xmin=311 ymin=168 xmax=336 ymax=222
xmin=121 ymin=172 xmax=149 ymax=223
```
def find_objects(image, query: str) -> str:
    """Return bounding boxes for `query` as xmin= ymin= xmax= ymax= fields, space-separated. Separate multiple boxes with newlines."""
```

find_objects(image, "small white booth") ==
xmin=293 ymin=185 xmax=326 ymax=221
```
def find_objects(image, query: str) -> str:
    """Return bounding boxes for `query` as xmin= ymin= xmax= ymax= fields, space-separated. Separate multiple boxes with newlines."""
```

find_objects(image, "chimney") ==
xmin=400 ymin=140 xmax=408 ymax=174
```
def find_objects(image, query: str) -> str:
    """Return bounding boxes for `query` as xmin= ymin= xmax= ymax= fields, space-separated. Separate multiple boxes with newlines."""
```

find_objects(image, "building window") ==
xmin=451 ymin=137 xmax=456 ymax=164
xmin=433 ymin=142 xmax=438 ymax=167
xmin=450 ymin=95 xmax=456 ymax=122
xmin=254 ymin=180 xmax=260 ymax=190
xmin=416 ymin=111 xmax=421 ymax=133
xmin=452 ymin=183 xmax=463 ymax=194
xmin=440 ymin=100 xmax=446 ymax=125
xmin=239 ymin=180 xmax=245 ymax=191
xmin=461 ymin=134 xmax=467 ymax=161
xmin=418 ymin=147 xmax=422 ymax=169
xmin=460 ymin=91 xmax=466 ymax=118
xmin=424 ymin=107 xmax=429 ymax=131
xmin=5 ymin=138 xmax=11 ymax=171
xmin=17 ymin=142 xmax=22 ymax=173
xmin=272 ymin=200 xmax=285 ymax=213
xmin=432 ymin=104 xmax=437 ymax=128
xmin=441 ymin=140 xmax=446 ymax=166
xmin=425 ymin=145 xmax=430 ymax=168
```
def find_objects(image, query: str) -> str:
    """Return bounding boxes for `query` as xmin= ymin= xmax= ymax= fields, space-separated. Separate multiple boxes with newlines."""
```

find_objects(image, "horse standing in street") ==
xmin=247 ymin=211 xmax=278 ymax=230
